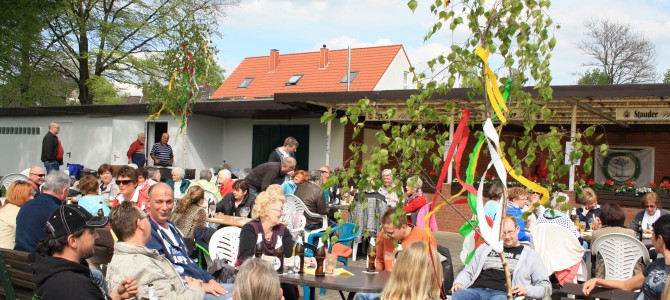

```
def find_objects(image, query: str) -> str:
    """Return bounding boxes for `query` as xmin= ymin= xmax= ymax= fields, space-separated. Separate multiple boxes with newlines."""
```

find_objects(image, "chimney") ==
xmin=319 ymin=44 xmax=329 ymax=69
xmin=269 ymin=49 xmax=279 ymax=72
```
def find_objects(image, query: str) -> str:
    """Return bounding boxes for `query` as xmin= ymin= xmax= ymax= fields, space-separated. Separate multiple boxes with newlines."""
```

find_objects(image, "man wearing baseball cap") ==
xmin=33 ymin=204 xmax=138 ymax=300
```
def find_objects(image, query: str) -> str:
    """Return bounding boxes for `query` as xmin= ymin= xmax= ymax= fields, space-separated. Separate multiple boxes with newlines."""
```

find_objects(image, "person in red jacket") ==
xmin=402 ymin=175 xmax=427 ymax=214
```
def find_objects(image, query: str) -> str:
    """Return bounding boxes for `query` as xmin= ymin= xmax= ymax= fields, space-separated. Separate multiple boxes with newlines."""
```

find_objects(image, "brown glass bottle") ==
xmin=315 ymin=245 xmax=326 ymax=277
xmin=97 ymin=200 xmax=104 ymax=217
xmin=366 ymin=237 xmax=376 ymax=272
xmin=294 ymin=242 xmax=305 ymax=274
xmin=275 ymin=246 xmax=284 ymax=274
xmin=255 ymin=234 xmax=264 ymax=258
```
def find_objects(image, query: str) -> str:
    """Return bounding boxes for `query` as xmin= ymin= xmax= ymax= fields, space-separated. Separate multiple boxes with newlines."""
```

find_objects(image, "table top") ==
xmin=278 ymin=266 xmax=390 ymax=293
xmin=207 ymin=215 xmax=251 ymax=227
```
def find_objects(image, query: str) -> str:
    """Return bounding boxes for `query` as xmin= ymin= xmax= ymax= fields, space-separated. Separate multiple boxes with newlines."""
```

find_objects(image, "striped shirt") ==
xmin=150 ymin=142 xmax=173 ymax=166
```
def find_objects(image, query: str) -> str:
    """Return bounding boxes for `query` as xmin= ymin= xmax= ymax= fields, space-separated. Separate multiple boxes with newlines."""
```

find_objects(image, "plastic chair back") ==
xmin=0 ymin=173 xmax=28 ymax=196
xmin=208 ymin=227 xmax=242 ymax=267
xmin=281 ymin=195 xmax=306 ymax=240
xmin=285 ymin=194 xmax=328 ymax=241
xmin=592 ymin=233 xmax=650 ymax=281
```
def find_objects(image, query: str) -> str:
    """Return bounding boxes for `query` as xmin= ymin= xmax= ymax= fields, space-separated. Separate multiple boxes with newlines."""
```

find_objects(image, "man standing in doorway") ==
xmin=41 ymin=122 xmax=63 ymax=174
xmin=127 ymin=133 xmax=146 ymax=167
xmin=150 ymin=133 xmax=174 ymax=167
xmin=267 ymin=136 xmax=298 ymax=163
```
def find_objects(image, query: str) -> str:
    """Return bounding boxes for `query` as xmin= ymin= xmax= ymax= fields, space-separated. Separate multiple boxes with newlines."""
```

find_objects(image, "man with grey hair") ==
xmin=187 ymin=169 xmax=222 ymax=201
xmin=244 ymin=157 xmax=296 ymax=197
xmin=295 ymin=170 xmax=334 ymax=231
xmin=15 ymin=171 xmax=70 ymax=256
xmin=41 ymin=122 xmax=63 ymax=173
xmin=217 ymin=169 xmax=234 ymax=196
xmin=127 ymin=132 xmax=146 ymax=167
xmin=146 ymin=167 xmax=161 ymax=185
xmin=378 ymin=168 xmax=401 ymax=207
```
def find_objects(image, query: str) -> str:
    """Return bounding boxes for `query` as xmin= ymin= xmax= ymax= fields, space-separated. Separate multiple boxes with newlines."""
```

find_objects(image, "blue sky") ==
xmin=211 ymin=0 xmax=670 ymax=86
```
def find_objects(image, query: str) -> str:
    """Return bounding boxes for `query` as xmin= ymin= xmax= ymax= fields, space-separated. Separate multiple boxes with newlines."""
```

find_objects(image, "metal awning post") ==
xmin=569 ymin=105 xmax=577 ymax=191
xmin=326 ymin=107 xmax=332 ymax=166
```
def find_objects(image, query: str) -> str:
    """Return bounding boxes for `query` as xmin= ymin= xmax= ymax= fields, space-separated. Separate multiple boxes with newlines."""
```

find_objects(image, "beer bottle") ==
xmin=97 ymin=200 xmax=104 ymax=217
xmin=366 ymin=237 xmax=376 ymax=272
xmin=254 ymin=233 xmax=264 ymax=258
xmin=275 ymin=239 xmax=284 ymax=274
xmin=315 ymin=243 xmax=326 ymax=277
xmin=294 ymin=240 xmax=305 ymax=274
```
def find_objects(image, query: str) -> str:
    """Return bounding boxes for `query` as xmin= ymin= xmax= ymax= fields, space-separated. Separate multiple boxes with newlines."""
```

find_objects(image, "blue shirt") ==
xmin=77 ymin=195 xmax=110 ymax=216
xmin=150 ymin=142 xmax=173 ymax=166
xmin=15 ymin=193 xmax=62 ymax=256
xmin=506 ymin=203 xmax=530 ymax=242
xmin=642 ymin=258 xmax=669 ymax=300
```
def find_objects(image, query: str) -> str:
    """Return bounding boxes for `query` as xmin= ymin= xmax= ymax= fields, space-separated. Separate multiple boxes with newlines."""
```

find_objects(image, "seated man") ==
xmin=451 ymin=216 xmax=551 ymax=300
xmin=294 ymin=170 xmax=333 ymax=231
xmin=107 ymin=201 xmax=205 ymax=299
xmin=375 ymin=207 xmax=437 ymax=271
xmin=145 ymin=183 xmax=234 ymax=300
xmin=27 ymin=165 xmax=46 ymax=195
xmin=582 ymin=214 xmax=670 ymax=300
xmin=33 ymin=204 xmax=137 ymax=300
xmin=188 ymin=169 xmax=223 ymax=201
xmin=15 ymin=171 xmax=70 ymax=257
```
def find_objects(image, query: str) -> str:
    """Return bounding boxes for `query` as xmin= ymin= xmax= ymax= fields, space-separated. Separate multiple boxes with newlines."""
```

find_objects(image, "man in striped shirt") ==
xmin=150 ymin=133 xmax=174 ymax=167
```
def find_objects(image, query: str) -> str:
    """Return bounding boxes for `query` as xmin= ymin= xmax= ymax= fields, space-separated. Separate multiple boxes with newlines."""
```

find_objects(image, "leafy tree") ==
xmin=577 ymin=18 xmax=657 ymax=84
xmin=577 ymin=69 xmax=610 ymax=85
xmin=663 ymin=69 xmax=670 ymax=84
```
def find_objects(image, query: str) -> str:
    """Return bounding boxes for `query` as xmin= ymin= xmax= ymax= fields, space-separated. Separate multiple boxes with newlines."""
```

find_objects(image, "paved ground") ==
xmin=305 ymin=231 xmax=464 ymax=299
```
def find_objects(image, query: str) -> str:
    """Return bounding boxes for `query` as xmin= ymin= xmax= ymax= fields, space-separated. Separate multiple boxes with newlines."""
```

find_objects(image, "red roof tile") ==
xmin=211 ymin=45 xmax=408 ymax=100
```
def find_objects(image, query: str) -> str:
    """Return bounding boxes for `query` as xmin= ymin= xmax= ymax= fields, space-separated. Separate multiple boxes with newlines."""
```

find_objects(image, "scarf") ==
xmin=642 ymin=209 xmax=661 ymax=231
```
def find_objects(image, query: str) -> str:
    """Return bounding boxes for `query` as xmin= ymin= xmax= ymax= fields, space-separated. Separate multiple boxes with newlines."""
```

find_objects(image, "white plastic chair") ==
xmin=203 ymin=190 xmax=218 ymax=217
xmin=0 ymin=173 xmax=29 ymax=196
xmin=530 ymin=222 xmax=588 ymax=282
xmin=284 ymin=194 xmax=328 ymax=242
xmin=592 ymin=233 xmax=650 ymax=281
xmin=208 ymin=227 xmax=242 ymax=267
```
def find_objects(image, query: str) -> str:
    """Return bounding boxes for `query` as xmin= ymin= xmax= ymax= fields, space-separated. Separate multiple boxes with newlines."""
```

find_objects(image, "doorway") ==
xmin=252 ymin=125 xmax=309 ymax=170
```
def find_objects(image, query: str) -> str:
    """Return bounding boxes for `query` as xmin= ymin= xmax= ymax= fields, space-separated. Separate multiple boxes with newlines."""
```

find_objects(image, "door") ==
xmin=252 ymin=125 xmax=310 ymax=170
xmin=111 ymin=119 xmax=146 ymax=165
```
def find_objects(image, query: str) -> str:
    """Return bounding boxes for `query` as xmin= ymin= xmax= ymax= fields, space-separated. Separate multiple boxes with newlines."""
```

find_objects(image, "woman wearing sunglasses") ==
xmin=629 ymin=192 xmax=670 ymax=234
xmin=111 ymin=166 xmax=148 ymax=209
xmin=0 ymin=180 xmax=35 ymax=248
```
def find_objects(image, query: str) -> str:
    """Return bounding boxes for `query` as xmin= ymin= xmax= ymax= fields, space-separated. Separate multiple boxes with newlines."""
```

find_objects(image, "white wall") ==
xmin=221 ymin=118 xmax=345 ymax=172
xmin=374 ymin=48 xmax=416 ymax=90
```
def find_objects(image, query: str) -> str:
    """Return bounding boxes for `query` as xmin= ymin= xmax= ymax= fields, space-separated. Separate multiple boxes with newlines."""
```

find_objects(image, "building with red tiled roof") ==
xmin=211 ymin=44 xmax=414 ymax=100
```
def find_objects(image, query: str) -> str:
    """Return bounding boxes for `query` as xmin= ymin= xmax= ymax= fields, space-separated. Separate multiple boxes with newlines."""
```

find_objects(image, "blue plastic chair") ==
xmin=307 ymin=222 xmax=361 ymax=265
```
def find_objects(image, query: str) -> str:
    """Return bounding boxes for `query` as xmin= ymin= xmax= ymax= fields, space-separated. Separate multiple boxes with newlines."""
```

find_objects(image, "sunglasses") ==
xmin=116 ymin=179 xmax=134 ymax=186
xmin=644 ymin=205 xmax=657 ymax=209
xmin=31 ymin=173 xmax=46 ymax=177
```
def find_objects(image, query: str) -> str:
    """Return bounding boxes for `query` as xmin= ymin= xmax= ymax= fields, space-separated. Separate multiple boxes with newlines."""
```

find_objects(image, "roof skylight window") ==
xmin=286 ymin=74 xmax=303 ymax=86
xmin=238 ymin=77 xmax=253 ymax=88
xmin=340 ymin=71 xmax=359 ymax=83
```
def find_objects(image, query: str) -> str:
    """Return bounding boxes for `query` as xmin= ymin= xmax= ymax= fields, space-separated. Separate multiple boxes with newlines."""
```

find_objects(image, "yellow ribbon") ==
xmin=474 ymin=46 xmax=509 ymax=124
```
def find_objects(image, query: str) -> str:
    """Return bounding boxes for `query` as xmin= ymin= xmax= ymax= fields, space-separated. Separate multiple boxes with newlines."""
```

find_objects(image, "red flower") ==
xmin=661 ymin=182 xmax=667 ymax=188
xmin=604 ymin=180 xmax=614 ymax=185
xmin=625 ymin=180 xmax=634 ymax=186
xmin=650 ymin=182 xmax=657 ymax=187
xmin=485 ymin=174 xmax=492 ymax=179
xmin=587 ymin=179 xmax=595 ymax=185
xmin=429 ymin=170 xmax=437 ymax=176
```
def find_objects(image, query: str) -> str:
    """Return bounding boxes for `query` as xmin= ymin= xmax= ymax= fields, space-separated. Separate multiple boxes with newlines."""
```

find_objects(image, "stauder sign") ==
xmin=616 ymin=108 xmax=670 ymax=121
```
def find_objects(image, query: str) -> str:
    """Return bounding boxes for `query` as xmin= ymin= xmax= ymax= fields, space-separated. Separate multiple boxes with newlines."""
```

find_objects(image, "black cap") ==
xmin=46 ymin=205 xmax=108 ymax=238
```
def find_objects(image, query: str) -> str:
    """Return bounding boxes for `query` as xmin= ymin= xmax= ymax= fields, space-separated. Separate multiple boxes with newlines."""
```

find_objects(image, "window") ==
xmin=238 ymin=77 xmax=253 ymax=88
xmin=403 ymin=71 xmax=410 ymax=89
xmin=340 ymin=71 xmax=359 ymax=83
xmin=285 ymin=74 xmax=303 ymax=86
xmin=0 ymin=126 xmax=40 ymax=135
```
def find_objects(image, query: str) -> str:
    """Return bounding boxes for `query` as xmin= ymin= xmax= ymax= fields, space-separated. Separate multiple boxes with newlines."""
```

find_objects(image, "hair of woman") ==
xmin=379 ymin=241 xmax=443 ymax=300
xmin=599 ymin=202 xmax=626 ymax=227
xmin=4 ymin=181 xmax=34 ymax=207
xmin=235 ymin=258 xmax=282 ymax=300
xmin=251 ymin=188 xmax=285 ymax=221
xmin=78 ymin=175 xmax=100 ymax=195
xmin=175 ymin=185 xmax=204 ymax=214
xmin=641 ymin=192 xmax=661 ymax=209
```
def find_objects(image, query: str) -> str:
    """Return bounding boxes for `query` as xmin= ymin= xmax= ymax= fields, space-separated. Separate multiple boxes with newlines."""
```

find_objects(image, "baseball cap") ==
xmin=46 ymin=204 xmax=109 ymax=238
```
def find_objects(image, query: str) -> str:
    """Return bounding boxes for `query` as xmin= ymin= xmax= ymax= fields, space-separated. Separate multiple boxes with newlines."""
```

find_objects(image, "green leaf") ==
xmin=557 ymin=165 xmax=570 ymax=177
xmin=584 ymin=126 xmax=596 ymax=136
xmin=407 ymin=0 xmax=418 ymax=12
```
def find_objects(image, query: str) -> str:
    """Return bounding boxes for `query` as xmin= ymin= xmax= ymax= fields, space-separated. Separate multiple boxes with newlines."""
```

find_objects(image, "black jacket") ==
xmin=244 ymin=162 xmax=285 ymax=191
xmin=216 ymin=192 xmax=257 ymax=216
xmin=33 ymin=255 xmax=108 ymax=300
xmin=294 ymin=182 xmax=328 ymax=225
xmin=41 ymin=132 xmax=61 ymax=164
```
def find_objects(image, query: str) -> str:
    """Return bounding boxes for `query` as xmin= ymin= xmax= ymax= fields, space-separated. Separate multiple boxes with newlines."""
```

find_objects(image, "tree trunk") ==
xmin=77 ymin=4 xmax=92 ymax=105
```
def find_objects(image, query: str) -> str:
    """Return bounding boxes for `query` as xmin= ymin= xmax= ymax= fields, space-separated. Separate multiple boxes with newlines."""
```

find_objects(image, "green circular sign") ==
xmin=602 ymin=152 xmax=641 ymax=185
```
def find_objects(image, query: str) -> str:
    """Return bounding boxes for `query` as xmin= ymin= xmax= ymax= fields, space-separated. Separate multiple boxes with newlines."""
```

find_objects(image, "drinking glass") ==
xmin=326 ymin=254 xmax=337 ymax=274
xmin=588 ymin=218 xmax=595 ymax=231
xmin=239 ymin=207 xmax=251 ymax=218
xmin=578 ymin=222 xmax=586 ymax=233
xmin=292 ymin=256 xmax=301 ymax=274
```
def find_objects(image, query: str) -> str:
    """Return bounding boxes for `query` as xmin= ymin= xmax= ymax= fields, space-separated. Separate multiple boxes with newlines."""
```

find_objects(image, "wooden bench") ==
xmin=0 ymin=248 xmax=35 ymax=300
xmin=559 ymin=282 xmax=639 ymax=300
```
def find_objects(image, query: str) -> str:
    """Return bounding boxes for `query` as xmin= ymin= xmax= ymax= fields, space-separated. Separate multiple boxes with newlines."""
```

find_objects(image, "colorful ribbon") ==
xmin=475 ymin=46 xmax=509 ymax=124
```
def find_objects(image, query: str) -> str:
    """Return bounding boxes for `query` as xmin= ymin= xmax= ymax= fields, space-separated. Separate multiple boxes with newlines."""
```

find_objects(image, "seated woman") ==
xmin=281 ymin=170 xmax=307 ymax=195
xmin=582 ymin=214 xmax=670 ymax=300
xmin=356 ymin=241 xmax=443 ymax=300
xmin=0 ymin=181 xmax=34 ymax=248
xmin=233 ymin=258 xmax=283 ymax=300
xmin=216 ymin=180 xmax=256 ymax=217
xmin=378 ymin=169 xmax=402 ymax=207
xmin=167 ymin=167 xmax=191 ymax=199
xmin=77 ymin=175 xmax=110 ymax=216
xmin=172 ymin=185 xmax=207 ymax=239
xmin=629 ymin=192 xmax=670 ymax=233
xmin=235 ymin=186 xmax=298 ymax=300
xmin=98 ymin=163 xmax=119 ymax=207
xmin=592 ymin=202 xmax=644 ymax=278
xmin=111 ymin=166 xmax=147 ymax=209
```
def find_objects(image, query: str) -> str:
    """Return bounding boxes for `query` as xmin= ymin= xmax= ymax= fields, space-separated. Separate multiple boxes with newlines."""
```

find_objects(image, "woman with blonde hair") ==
xmin=379 ymin=241 xmax=443 ymax=300
xmin=0 ymin=181 xmax=34 ymax=248
xmin=236 ymin=185 xmax=298 ymax=300
xmin=233 ymin=258 xmax=283 ymax=300
xmin=577 ymin=187 xmax=600 ymax=231
xmin=171 ymin=185 xmax=206 ymax=239
xmin=629 ymin=192 xmax=670 ymax=233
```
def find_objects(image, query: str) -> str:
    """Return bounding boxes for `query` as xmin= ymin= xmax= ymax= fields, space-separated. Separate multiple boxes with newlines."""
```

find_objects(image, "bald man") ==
xmin=27 ymin=165 xmax=46 ymax=193
xmin=41 ymin=122 xmax=63 ymax=174
xmin=127 ymin=133 xmax=146 ymax=167
xmin=150 ymin=133 xmax=173 ymax=167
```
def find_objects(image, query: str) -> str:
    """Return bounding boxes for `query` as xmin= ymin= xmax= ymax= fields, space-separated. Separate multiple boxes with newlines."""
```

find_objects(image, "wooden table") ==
xmin=278 ymin=266 xmax=389 ymax=300
xmin=207 ymin=215 xmax=251 ymax=227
